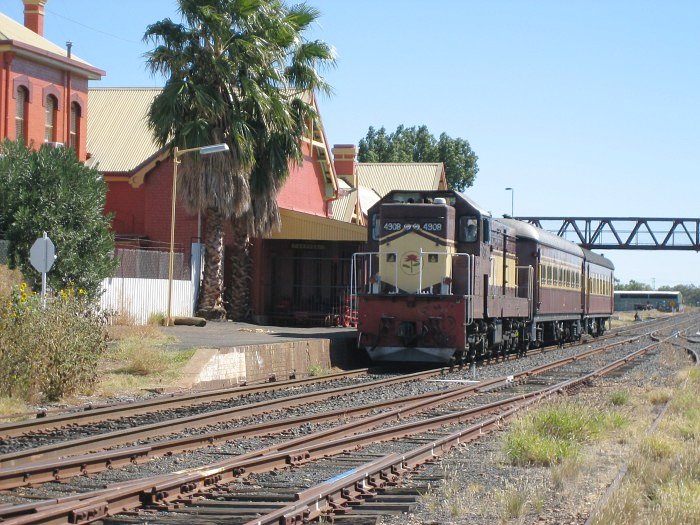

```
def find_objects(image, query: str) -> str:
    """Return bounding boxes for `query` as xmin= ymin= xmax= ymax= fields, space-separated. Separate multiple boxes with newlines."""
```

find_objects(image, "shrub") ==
xmin=0 ymin=140 xmax=115 ymax=298
xmin=0 ymin=284 xmax=106 ymax=401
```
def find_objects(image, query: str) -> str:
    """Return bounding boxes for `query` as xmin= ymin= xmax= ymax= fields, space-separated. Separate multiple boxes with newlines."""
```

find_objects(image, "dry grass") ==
xmin=420 ymin=465 xmax=478 ymax=518
xmin=96 ymin=337 xmax=194 ymax=397
xmin=106 ymin=323 xmax=169 ymax=342
xmin=503 ymin=400 xmax=628 ymax=466
xmin=551 ymin=454 xmax=585 ymax=490
xmin=590 ymin=365 xmax=700 ymax=525
xmin=0 ymin=265 xmax=23 ymax=299
xmin=0 ymin=397 xmax=28 ymax=420
xmin=646 ymin=388 xmax=674 ymax=405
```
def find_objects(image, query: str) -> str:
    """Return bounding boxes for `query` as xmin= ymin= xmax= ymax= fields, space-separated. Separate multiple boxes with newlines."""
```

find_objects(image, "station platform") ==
xmin=159 ymin=322 xmax=360 ymax=389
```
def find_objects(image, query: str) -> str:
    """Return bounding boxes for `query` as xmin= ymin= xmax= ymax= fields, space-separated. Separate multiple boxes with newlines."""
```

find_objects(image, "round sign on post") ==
xmin=30 ymin=233 xmax=56 ymax=273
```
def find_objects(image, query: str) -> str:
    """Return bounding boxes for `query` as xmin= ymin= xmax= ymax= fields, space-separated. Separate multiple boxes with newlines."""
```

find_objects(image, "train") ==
xmin=351 ymin=190 xmax=614 ymax=364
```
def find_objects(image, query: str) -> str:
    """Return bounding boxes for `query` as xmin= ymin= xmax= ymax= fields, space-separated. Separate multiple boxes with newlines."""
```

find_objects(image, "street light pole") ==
xmin=167 ymin=143 xmax=230 ymax=327
xmin=505 ymin=187 xmax=514 ymax=217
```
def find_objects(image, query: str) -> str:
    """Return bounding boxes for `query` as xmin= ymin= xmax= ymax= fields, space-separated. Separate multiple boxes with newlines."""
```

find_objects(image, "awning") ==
xmin=265 ymin=209 xmax=367 ymax=241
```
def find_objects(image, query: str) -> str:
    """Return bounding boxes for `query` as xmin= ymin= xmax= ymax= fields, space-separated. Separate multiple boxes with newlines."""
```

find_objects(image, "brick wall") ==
xmin=2 ymin=55 xmax=90 ymax=160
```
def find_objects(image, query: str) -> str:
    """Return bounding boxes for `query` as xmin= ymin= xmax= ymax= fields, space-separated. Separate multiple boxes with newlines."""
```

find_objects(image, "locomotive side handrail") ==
xmin=457 ymin=253 xmax=475 ymax=326
xmin=350 ymin=252 xmax=399 ymax=316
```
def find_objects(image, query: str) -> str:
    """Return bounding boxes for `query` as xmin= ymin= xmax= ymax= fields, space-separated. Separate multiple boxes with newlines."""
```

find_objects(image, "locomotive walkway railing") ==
xmin=516 ymin=217 xmax=700 ymax=250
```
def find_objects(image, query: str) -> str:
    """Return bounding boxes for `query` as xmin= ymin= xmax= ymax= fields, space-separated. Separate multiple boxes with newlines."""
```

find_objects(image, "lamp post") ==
xmin=167 ymin=143 xmax=230 ymax=326
xmin=505 ymin=187 xmax=514 ymax=217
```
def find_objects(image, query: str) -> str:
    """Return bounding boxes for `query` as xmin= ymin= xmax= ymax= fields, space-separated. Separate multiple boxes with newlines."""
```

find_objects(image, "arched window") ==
xmin=69 ymin=101 xmax=81 ymax=149
xmin=45 ymin=95 xmax=58 ymax=142
xmin=15 ymin=86 xmax=29 ymax=142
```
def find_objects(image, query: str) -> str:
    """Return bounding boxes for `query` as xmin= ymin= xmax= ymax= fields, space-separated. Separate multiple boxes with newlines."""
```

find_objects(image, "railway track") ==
xmin=0 ymin=314 xmax=695 ymax=524
xmin=1 ymin=315 xmax=680 ymax=467
xmin=0 ymin=321 xmax=677 ymax=484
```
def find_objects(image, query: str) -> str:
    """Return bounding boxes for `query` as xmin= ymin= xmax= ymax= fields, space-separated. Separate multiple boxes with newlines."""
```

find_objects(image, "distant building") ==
xmin=614 ymin=290 xmax=683 ymax=312
xmin=0 ymin=1 xmax=103 ymax=160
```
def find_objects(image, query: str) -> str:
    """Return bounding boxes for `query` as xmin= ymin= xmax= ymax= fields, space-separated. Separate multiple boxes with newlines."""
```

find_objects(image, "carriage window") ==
xmin=371 ymin=214 xmax=380 ymax=240
xmin=482 ymin=218 xmax=491 ymax=243
xmin=459 ymin=217 xmax=478 ymax=242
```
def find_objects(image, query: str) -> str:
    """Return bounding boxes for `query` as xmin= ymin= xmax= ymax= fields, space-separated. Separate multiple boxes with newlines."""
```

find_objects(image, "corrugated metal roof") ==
xmin=331 ymin=189 xmax=357 ymax=223
xmin=356 ymin=163 xmax=446 ymax=197
xmin=0 ymin=11 xmax=98 ymax=70
xmin=266 ymin=209 xmax=366 ymax=241
xmin=357 ymin=185 xmax=380 ymax=216
xmin=87 ymin=88 xmax=163 ymax=173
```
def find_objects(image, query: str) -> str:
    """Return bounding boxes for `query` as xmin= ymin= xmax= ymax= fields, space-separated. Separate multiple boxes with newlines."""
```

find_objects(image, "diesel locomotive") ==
xmin=351 ymin=190 xmax=614 ymax=364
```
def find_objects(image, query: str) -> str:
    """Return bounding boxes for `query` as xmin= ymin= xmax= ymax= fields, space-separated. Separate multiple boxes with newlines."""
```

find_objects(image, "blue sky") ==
xmin=2 ymin=0 xmax=698 ymax=287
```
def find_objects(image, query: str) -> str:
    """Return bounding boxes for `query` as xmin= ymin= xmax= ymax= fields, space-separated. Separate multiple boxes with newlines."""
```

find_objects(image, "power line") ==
xmin=45 ymin=7 xmax=141 ymax=45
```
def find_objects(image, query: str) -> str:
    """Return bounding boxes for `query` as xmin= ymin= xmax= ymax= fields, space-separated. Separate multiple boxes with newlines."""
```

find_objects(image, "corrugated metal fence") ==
xmin=100 ymin=245 xmax=202 ymax=325
xmin=100 ymin=276 xmax=194 ymax=325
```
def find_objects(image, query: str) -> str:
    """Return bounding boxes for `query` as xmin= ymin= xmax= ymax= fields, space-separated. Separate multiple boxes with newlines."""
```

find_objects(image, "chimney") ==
xmin=23 ymin=0 xmax=47 ymax=36
xmin=332 ymin=144 xmax=358 ymax=187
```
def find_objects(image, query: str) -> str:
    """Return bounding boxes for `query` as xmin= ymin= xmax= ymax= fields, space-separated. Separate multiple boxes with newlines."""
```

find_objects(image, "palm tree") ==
xmin=144 ymin=0 xmax=334 ymax=320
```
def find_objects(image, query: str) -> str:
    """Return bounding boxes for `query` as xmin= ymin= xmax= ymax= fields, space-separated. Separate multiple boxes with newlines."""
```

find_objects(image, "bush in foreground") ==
xmin=0 ymin=140 xmax=115 ymax=298
xmin=0 ymin=285 xmax=106 ymax=401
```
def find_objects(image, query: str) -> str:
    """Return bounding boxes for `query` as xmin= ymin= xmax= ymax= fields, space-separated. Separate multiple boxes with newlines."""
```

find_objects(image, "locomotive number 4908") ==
xmin=383 ymin=222 xmax=443 ymax=232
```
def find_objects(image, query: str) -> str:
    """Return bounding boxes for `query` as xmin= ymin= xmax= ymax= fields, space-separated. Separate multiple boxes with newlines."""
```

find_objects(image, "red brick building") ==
xmin=87 ymin=88 xmax=366 ymax=324
xmin=0 ymin=1 xmax=103 ymax=160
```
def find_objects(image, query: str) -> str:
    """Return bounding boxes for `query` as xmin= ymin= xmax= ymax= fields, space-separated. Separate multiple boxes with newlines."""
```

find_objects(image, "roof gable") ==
xmin=88 ymin=87 xmax=338 ymax=196
xmin=0 ymin=11 xmax=103 ymax=78
xmin=355 ymin=162 xmax=446 ymax=197
xmin=87 ymin=88 xmax=164 ymax=178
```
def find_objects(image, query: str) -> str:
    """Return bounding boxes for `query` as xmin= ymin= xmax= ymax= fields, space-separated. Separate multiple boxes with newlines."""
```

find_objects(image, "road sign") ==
xmin=30 ymin=233 xmax=56 ymax=273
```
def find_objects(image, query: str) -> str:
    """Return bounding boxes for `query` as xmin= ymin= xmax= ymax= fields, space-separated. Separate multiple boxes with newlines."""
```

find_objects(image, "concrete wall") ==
xmin=180 ymin=339 xmax=333 ymax=389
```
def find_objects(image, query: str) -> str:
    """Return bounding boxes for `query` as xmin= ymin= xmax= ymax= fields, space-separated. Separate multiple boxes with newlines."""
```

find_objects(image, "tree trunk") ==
xmin=197 ymin=208 xmax=227 ymax=320
xmin=226 ymin=219 xmax=252 ymax=321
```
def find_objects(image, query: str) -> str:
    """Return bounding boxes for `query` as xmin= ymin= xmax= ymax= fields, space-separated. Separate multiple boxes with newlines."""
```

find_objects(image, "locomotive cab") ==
xmin=376 ymin=201 xmax=456 ymax=295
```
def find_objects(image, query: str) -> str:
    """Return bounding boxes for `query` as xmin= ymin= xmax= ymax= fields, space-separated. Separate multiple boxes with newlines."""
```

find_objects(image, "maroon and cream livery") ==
xmin=352 ymin=190 xmax=614 ymax=363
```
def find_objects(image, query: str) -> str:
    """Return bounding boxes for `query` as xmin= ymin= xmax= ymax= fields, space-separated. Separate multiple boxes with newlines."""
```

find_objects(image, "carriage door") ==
xmin=584 ymin=264 xmax=590 ymax=312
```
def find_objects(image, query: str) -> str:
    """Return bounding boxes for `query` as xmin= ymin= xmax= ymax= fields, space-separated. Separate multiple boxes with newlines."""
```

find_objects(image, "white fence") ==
xmin=100 ymin=277 xmax=194 ymax=325
xmin=100 ymin=243 xmax=203 ymax=325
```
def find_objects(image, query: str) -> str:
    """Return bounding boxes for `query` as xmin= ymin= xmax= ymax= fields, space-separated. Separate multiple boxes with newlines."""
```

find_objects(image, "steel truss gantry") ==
xmin=516 ymin=217 xmax=700 ymax=251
